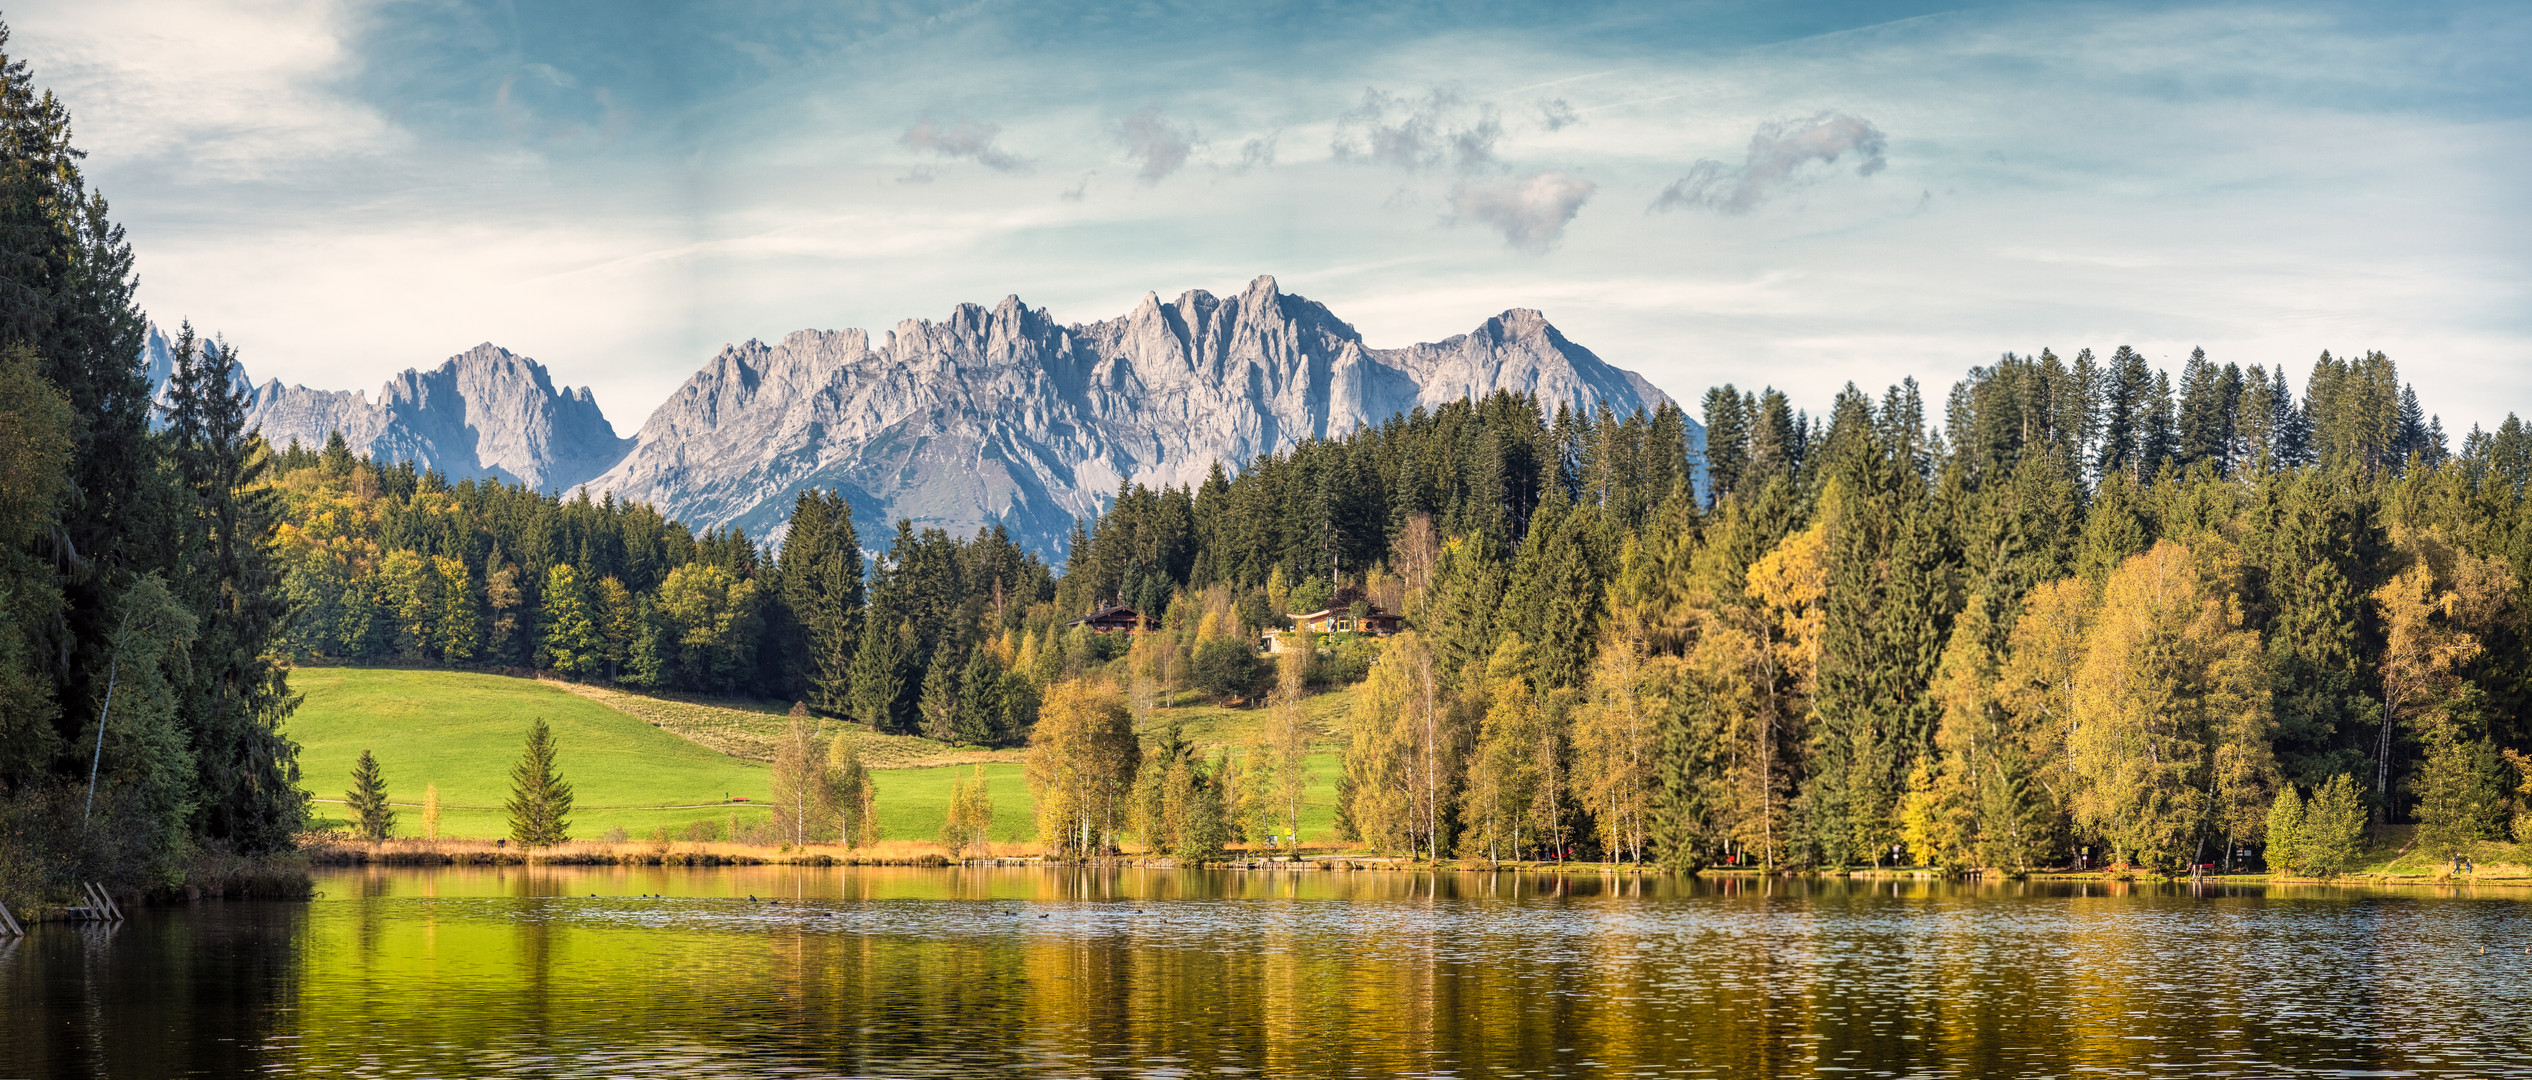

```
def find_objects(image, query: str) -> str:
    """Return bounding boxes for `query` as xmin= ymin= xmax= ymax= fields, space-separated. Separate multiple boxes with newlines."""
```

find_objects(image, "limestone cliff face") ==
xmin=589 ymin=276 xmax=1686 ymax=554
xmin=145 ymin=324 xmax=630 ymax=493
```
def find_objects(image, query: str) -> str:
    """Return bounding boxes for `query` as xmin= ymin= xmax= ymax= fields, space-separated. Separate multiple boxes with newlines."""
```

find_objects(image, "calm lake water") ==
xmin=3 ymin=866 xmax=2529 ymax=1078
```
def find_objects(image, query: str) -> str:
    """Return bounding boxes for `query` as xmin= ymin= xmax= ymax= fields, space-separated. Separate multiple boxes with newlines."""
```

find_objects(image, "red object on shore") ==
xmin=731 ymin=797 xmax=749 ymax=803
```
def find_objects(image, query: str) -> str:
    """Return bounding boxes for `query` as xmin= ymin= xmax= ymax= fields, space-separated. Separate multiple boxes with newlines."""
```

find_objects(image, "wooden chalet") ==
xmin=1287 ymin=603 xmax=1405 ymax=637
xmin=1267 ymin=588 xmax=1407 ymax=650
xmin=1065 ymin=603 xmax=1159 ymax=634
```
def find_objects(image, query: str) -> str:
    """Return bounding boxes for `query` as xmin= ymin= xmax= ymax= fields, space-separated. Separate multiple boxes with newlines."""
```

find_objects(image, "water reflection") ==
xmin=2 ymin=868 xmax=2529 ymax=1077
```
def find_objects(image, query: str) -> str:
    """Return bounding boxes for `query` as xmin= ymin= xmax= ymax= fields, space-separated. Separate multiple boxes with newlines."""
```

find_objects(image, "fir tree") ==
xmin=919 ymin=645 xmax=963 ymax=743
xmin=779 ymin=489 xmax=864 ymax=712
xmin=506 ymin=718 xmax=574 ymax=847
xmin=345 ymin=749 xmax=395 ymax=842
xmin=162 ymin=324 xmax=306 ymax=851
xmin=848 ymin=615 xmax=909 ymax=732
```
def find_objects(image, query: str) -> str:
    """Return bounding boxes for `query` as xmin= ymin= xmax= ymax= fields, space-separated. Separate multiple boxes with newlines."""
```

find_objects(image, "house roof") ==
xmin=1287 ymin=604 xmax=1399 ymax=622
xmin=1065 ymin=604 xmax=1150 ymax=626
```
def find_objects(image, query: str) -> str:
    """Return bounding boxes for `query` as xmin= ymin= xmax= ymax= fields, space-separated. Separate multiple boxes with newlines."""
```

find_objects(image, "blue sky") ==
xmin=18 ymin=0 xmax=2531 ymax=433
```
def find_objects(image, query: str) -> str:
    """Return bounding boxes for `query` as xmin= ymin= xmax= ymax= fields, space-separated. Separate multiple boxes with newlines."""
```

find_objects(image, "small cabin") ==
xmin=1065 ymin=604 xmax=1158 ymax=635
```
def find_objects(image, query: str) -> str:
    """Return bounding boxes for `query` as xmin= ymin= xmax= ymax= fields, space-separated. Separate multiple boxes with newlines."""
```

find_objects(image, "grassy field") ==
xmin=289 ymin=667 xmax=1355 ymax=846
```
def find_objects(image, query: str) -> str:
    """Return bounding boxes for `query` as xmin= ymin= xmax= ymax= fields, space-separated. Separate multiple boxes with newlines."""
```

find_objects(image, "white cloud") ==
xmin=1450 ymin=171 xmax=1596 ymax=251
xmin=11 ymin=0 xmax=401 ymax=181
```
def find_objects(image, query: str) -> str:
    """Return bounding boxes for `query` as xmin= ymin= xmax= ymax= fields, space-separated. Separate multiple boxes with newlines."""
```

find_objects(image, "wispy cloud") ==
xmin=1534 ymin=98 xmax=1579 ymax=132
xmin=901 ymin=116 xmax=1030 ymax=173
xmin=1332 ymin=87 xmax=1502 ymax=173
xmin=1653 ymin=112 xmax=1887 ymax=214
xmin=1230 ymin=133 xmax=1277 ymax=175
xmin=1451 ymin=170 xmax=1596 ymax=251
xmin=1117 ymin=108 xmax=1194 ymax=184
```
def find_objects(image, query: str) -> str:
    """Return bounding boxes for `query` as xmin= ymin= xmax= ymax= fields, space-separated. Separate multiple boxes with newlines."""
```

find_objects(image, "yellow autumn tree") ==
xmin=1025 ymin=680 xmax=1139 ymax=855
xmin=2066 ymin=541 xmax=2275 ymax=870
xmin=1571 ymin=539 xmax=1662 ymax=864
xmin=1343 ymin=630 xmax=1447 ymax=857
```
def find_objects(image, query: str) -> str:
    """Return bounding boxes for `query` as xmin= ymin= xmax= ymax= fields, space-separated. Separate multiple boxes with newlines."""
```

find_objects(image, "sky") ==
xmin=14 ymin=0 xmax=2532 ymax=435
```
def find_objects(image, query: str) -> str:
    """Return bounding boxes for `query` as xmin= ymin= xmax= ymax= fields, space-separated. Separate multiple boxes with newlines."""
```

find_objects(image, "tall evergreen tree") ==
xmin=161 ymin=325 xmax=305 ymax=851
xmin=344 ymin=749 xmax=394 ymax=842
xmin=506 ymin=717 xmax=573 ymax=847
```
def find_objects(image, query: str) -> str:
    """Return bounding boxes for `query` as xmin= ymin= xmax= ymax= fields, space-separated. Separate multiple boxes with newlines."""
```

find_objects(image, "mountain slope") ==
xmin=590 ymin=276 xmax=1689 ymax=553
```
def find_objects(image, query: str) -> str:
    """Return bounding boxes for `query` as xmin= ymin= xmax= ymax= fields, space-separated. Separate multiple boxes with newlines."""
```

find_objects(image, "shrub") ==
xmin=2302 ymin=774 xmax=2369 ymax=876
xmin=1192 ymin=637 xmax=1262 ymax=700
xmin=2264 ymin=783 xmax=2305 ymax=875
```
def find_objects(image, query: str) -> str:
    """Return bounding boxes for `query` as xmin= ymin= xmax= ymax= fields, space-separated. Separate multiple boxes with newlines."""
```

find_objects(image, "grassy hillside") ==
xmin=289 ymin=668 xmax=1357 ymax=846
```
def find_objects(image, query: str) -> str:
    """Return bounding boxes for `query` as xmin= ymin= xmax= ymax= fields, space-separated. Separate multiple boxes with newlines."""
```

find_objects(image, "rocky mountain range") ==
xmin=163 ymin=277 xmax=1689 ymax=557
xmin=144 ymin=324 xmax=631 ymax=493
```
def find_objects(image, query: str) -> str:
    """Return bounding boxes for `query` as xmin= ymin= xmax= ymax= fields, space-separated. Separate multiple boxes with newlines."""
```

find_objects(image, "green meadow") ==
xmin=288 ymin=668 xmax=1349 ymax=846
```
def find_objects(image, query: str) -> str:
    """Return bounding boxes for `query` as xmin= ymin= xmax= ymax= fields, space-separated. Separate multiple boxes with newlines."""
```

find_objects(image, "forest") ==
xmin=247 ymin=346 xmax=2532 ymax=874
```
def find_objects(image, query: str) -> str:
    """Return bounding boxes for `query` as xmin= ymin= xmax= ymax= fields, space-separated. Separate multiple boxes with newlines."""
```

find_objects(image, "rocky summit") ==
xmin=587 ymin=276 xmax=1684 ymax=554
xmin=146 ymin=324 xmax=631 ymax=493
xmin=172 ymin=277 xmax=1685 ymax=555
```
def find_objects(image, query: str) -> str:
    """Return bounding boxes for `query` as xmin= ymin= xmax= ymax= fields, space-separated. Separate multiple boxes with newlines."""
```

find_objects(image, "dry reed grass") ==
xmin=302 ymin=834 xmax=1055 ymax=866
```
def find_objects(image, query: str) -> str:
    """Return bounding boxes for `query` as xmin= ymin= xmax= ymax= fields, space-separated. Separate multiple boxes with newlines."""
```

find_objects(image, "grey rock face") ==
xmin=144 ymin=323 xmax=630 ymax=493
xmin=590 ymin=276 xmax=1689 ymax=555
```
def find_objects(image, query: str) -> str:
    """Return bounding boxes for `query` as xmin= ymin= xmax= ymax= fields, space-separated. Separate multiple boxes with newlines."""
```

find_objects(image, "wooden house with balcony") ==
xmin=1064 ymin=603 xmax=1159 ymax=635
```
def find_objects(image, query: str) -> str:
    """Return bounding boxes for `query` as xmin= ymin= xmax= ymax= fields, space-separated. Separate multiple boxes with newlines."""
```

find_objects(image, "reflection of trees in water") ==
xmin=0 ymin=904 xmax=306 ymax=1076
xmin=4 ymin=870 xmax=2521 ymax=1076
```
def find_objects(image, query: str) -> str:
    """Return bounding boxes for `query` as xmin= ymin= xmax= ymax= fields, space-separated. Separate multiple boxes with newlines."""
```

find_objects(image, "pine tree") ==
xmin=955 ymin=648 xmax=1006 ymax=745
xmin=847 ymin=615 xmax=909 ymax=732
xmin=345 ymin=749 xmax=395 ymax=842
xmin=778 ymin=489 xmax=864 ymax=712
xmin=506 ymin=718 xmax=574 ymax=847
xmin=919 ymin=645 xmax=963 ymax=743
xmin=162 ymin=324 xmax=306 ymax=851
xmin=1700 ymin=384 xmax=1749 ymax=506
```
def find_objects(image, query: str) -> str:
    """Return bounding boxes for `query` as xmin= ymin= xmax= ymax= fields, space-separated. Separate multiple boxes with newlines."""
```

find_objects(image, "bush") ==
xmin=2264 ymin=783 xmax=2305 ymax=874
xmin=1192 ymin=637 xmax=1262 ymax=700
xmin=1318 ymin=634 xmax=1384 ymax=685
xmin=2302 ymin=774 xmax=2369 ymax=877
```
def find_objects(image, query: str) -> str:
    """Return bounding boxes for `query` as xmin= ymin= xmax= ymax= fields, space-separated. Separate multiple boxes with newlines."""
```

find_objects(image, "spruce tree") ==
xmin=777 ymin=489 xmax=863 ymax=712
xmin=162 ymin=324 xmax=306 ymax=851
xmin=918 ymin=645 xmax=962 ymax=743
xmin=345 ymin=749 xmax=395 ymax=842
xmin=507 ymin=718 xmax=574 ymax=847
xmin=848 ymin=615 xmax=908 ymax=732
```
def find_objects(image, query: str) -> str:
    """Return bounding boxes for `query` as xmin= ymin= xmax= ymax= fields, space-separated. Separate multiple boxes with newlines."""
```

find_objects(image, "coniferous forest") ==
xmin=7 ymin=17 xmax=2532 ymax=898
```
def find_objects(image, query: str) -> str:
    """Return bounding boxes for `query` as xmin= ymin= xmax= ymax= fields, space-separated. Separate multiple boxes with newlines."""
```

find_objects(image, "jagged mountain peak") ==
xmin=148 ymin=280 xmax=1686 ymax=556
xmin=139 ymin=320 xmax=632 ymax=494
xmin=590 ymin=278 xmax=1687 ymax=555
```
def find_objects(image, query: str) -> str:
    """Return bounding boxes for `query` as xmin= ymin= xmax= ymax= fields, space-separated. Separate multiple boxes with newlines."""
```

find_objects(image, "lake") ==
xmin=3 ymin=867 xmax=2528 ymax=1077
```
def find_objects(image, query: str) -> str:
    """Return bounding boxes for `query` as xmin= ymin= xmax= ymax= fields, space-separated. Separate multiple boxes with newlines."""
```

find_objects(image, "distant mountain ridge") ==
xmin=159 ymin=277 xmax=1689 ymax=556
xmin=587 ymin=276 xmax=1686 ymax=554
xmin=143 ymin=325 xmax=631 ymax=493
